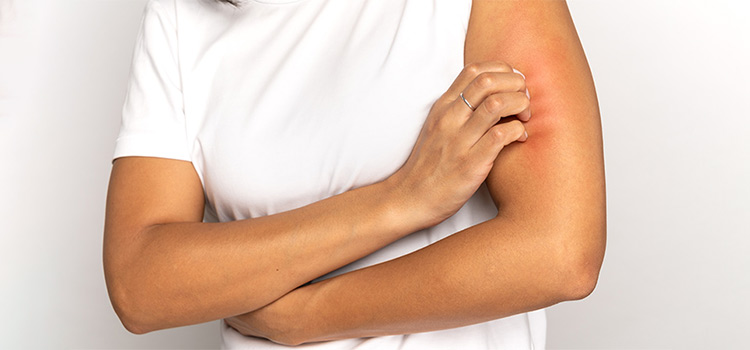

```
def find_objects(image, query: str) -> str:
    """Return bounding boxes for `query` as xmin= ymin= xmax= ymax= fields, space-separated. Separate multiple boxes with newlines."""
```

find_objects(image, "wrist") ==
xmin=378 ymin=174 xmax=434 ymax=233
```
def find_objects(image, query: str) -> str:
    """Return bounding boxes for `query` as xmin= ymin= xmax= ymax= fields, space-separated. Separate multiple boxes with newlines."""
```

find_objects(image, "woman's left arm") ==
xmin=227 ymin=0 xmax=605 ymax=345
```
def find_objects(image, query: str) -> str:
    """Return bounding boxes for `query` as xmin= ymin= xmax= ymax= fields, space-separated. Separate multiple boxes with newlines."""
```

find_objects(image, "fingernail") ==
xmin=510 ymin=68 xmax=530 ymax=96
xmin=518 ymin=130 xmax=529 ymax=142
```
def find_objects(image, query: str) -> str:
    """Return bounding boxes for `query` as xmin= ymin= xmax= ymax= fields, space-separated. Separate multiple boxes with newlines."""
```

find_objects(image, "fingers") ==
xmin=460 ymin=91 xmax=530 ymax=147
xmin=433 ymin=60 xmax=532 ymax=160
xmin=443 ymin=71 xmax=528 ymax=127
xmin=512 ymin=68 xmax=532 ymax=122
xmin=515 ymin=103 xmax=532 ymax=122
xmin=444 ymin=65 xmax=529 ymax=126
xmin=460 ymin=71 xmax=527 ymax=112
xmin=443 ymin=68 xmax=529 ymax=148
xmin=444 ymin=61 xmax=515 ymax=98
xmin=471 ymin=119 xmax=528 ymax=163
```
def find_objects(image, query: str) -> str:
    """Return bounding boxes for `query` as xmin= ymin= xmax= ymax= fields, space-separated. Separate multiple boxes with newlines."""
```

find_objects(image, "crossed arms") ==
xmin=103 ymin=0 xmax=605 ymax=343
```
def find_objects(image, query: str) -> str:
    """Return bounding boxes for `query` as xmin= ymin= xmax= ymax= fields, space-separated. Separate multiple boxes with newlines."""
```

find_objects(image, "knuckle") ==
xmin=434 ymin=114 xmax=452 ymax=131
xmin=492 ymin=126 xmax=507 ymax=140
xmin=433 ymin=96 xmax=452 ymax=111
xmin=474 ymin=72 xmax=496 ymax=89
xmin=495 ymin=61 xmax=512 ymax=72
xmin=464 ymin=62 xmax=483 ymax=76
xmin=483 ymin=94 xmax=505 ymax=113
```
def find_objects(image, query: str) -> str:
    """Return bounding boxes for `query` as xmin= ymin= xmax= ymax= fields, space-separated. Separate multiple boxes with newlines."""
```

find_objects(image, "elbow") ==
xmin=119 ymin=309 xmax=153 ymax=335
xmin=120 ymin=317 xmax=152 ymax=336
xmin=560 ymin=255 xmax=602 ymax=301
xmin=105 ymin=270 xmax=158 ymax=335
xmin=104 ymin=239 xmax=163 ymax=334
xmin=558 ymin=226 xmax=606 ymax=301
xmin=108 ymin=286 xmax=156 ymax=335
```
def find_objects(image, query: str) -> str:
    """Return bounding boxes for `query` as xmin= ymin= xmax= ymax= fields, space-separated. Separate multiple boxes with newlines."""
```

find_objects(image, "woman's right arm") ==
xmin=104 ymin=61 xmax=530 ymax=334
xmin=105 ymin=156 xmax=408 ymax=334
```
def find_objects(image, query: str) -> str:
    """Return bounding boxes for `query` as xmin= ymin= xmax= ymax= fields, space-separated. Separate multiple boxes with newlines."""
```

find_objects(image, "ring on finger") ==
xmin=459 ymin=92 xmax=476 ymax=111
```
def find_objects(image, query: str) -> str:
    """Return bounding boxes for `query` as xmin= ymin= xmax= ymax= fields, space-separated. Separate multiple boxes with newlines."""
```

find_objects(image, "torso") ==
xmin=167 ymin=0 xmax=545 ymax=348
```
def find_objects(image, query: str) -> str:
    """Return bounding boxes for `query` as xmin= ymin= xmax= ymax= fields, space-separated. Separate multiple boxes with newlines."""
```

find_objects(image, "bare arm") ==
xmin=104 ymin=157 xmax=413 ymax=334
xmin=226 ymin=0 xmax=605 ymax=344
xmin=104 ymin=63 xmax=530 ymax=333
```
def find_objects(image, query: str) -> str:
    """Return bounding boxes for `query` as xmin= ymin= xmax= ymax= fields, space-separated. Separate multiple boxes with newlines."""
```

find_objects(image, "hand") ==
xmin=224 ymin=287 xmax=312 ymax=346
xmin=386 ymin=61 xmax=531 ymax=227
xmin=226 ymin=61 xmax=532 ymax=345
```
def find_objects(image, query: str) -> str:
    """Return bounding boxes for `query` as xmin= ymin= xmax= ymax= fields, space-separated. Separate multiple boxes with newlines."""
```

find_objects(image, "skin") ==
xmin=223 ymin=0 xmax=605 ymax=345
xmin=105 ymin=52 xmax=529 ymax=334
xmin=103 ymin=0 xmax=605 ymax=343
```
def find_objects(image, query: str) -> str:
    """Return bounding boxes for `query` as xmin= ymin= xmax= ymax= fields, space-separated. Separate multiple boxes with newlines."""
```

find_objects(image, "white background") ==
xmin=1 ymin=0 xmax=748 ymax=349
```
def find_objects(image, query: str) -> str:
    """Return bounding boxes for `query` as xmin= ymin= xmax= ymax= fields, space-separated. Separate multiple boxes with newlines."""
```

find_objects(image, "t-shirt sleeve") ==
xmin=113 ymin=0 xmax=190 ymax=162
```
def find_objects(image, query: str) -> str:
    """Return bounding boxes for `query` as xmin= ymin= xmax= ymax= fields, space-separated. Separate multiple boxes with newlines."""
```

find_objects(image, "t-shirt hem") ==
xmin=113 ymin=135 xmax=191 ymax=163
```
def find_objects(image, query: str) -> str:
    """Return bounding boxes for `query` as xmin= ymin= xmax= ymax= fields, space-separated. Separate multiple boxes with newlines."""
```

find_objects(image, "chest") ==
xmin=180 ymin=1 xmax=467 ymax=220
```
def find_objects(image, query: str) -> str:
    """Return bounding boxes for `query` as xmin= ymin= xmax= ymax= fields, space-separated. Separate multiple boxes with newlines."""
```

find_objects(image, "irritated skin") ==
xmin=103 ymin=0 xmax=605 ymax=344
xmin=224 ymin=0 xmax=606 ymax=345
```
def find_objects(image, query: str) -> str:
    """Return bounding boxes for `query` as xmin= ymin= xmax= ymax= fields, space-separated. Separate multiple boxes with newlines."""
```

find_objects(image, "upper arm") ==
xmin=466 ymin=1 xmax=606 ymax=253
xmin=105 ymin=0 xmax=201 ymax=268
xmin=103 ymin=157 xmax=204 ymax=281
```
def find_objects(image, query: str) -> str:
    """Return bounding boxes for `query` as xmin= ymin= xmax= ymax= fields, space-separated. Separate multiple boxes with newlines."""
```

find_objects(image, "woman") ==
xmin=104 ymin=0 xmax=606 ymax=348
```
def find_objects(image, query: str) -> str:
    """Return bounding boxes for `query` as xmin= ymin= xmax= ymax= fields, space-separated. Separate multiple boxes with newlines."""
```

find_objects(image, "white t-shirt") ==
xmin=114 ymin=0 xmax=546 ymax=348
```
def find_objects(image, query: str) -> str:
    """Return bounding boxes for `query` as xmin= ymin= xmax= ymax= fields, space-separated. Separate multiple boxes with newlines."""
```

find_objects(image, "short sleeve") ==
xmin=113 ymin=0 xmax=190 ymax=162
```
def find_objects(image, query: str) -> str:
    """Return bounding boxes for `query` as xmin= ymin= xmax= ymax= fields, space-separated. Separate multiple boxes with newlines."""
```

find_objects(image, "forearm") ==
xmin=105 ymin=176 xmax=425 ymax=334
xmin=108 ymin=56 xmax=538 ymax=334
xmin=233 ymin=1 xmax=607 ymax=342
xmin=263 ymin=210 xmax=585 ymax=344
xmin=262 ymin=113 xmax=605 ymax=344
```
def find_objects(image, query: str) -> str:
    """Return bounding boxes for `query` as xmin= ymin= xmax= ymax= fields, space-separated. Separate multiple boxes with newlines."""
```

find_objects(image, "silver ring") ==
xmin=459 ymin=92 xmax=475 ymax=111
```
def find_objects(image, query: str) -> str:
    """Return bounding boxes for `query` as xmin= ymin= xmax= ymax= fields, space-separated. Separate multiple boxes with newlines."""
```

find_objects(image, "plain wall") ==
xmin=549 ymin=1 xmax=750 ymax=349
xmin=1 ymin=0 xmax=747 ymax=349
xmin=1 ymin=0 xmax=219 ymax=348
